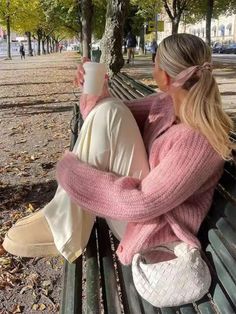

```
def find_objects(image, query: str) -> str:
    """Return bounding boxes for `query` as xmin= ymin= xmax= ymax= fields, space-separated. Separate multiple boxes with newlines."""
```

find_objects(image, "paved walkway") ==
xmin=122 ymin=54 xmax=236 ymax=116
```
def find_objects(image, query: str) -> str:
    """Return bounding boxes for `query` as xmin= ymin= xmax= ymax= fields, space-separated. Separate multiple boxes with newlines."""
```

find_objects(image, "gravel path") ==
xmin=0 ymin=51 xmax=79 ymax=314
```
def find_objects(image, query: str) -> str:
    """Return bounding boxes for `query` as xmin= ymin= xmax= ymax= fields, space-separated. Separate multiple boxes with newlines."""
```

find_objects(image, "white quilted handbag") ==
xmin=132 ymin=242 xmax=211 ymax=307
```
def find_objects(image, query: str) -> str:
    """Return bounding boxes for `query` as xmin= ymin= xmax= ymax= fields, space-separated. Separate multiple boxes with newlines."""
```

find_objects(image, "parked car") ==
xmin=212 ymin=44 xmax=227 ymax=53
xmin=224 ymin=43 xmax=236 ymax=54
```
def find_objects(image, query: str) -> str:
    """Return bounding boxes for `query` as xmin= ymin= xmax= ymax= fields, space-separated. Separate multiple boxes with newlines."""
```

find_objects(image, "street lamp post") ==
xmin=6 ymin=0 xmax=11 ymax=59
xmin=144 ymin=22 xmax=147 ymax=54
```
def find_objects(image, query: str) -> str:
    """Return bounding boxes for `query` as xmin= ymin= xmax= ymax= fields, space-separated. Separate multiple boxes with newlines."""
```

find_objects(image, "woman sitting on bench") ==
xmin=3 ymin=34 xmax=234 ymax=270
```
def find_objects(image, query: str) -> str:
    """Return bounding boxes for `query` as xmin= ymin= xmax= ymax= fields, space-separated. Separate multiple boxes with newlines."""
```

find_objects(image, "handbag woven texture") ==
xmin=132 ymin=242 xmax=211 ymax=307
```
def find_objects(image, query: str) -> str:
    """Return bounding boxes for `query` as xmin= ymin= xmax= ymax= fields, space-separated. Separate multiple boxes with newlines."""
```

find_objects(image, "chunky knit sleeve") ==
xmin=56 ymin=130 xmax=222 ymax=223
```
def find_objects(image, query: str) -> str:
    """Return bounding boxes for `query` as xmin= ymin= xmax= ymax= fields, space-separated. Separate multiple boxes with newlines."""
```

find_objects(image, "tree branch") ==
xmin=162 ymin=0 xmax=174 ymax=20
xmin=173 ymin=0 xmax=177 ymax=17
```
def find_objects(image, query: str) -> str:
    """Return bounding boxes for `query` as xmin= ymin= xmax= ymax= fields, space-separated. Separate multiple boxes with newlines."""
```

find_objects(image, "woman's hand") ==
xmin=74 ymin=58 xmax=111 ymax=119
xmin=74 ymin=57 xmax=90 ymax=88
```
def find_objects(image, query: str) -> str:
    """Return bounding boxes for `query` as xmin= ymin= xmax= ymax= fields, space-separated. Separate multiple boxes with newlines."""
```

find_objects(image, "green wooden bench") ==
xmin=60 ymin=73 xmax=236 ymax=314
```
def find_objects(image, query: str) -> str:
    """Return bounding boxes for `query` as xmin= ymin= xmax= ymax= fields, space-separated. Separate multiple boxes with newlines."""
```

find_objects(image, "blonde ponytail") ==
xmin=179 ymin=70 xmax=234 ymax=160
xmin=158 ymin=33 xmax=235 ymax=160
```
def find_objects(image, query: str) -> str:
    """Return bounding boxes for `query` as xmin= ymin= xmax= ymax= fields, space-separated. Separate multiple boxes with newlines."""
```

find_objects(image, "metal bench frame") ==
xmin=60 ymin=73 xmax=236 ymax=314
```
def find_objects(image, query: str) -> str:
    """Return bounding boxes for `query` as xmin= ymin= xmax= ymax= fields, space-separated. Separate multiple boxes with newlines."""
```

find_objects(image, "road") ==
xmin=212 ymin=53 xmax=236 ymax=65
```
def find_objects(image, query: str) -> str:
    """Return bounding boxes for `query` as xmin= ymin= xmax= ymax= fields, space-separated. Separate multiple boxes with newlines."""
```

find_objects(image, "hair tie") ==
xmin=201 ymin=62 xmax=213 ymax=72
xmin=171 ymin=62 xmax=213 ymax=88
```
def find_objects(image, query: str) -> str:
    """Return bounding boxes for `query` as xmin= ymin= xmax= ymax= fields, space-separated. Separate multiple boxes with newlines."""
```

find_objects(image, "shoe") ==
xmin=3 ymin=210 xmax=59 ymax=258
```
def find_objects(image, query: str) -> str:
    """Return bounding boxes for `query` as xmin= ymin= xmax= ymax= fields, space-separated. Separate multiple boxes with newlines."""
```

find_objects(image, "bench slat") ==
xmin=86 ymin=226 xmax=100 ymax=313
xmin=113 ymin=76 xmax=144 ymax=98
xmin=209 ymin=229 xmax=236 ymax=280
xmin=60 ymin=258 xmax=83 ymax=314
xmin=97 ymin=219 xmax=123 ymax=314
xmin=110 ymin=80 xmax=135 ymax=100
xmin=211 ymin=283 xmax=235 ymax=314
xmin=206 ymin=244 xmax=236 ymax=308
xmin=117 ymin=73 xmax=155 ymax=95
xmin=216 ymin=218 xmax=236 ymax=252
xmin=225 ymin=203 xmax=236 ymax=229
xmin=116 ymin=262 xmax=148 ymax=313
xmin=179 ymin=304 xmax=197 ymax=313
xmin=110 ymin=87 xmax=125 ymax=100
xmin=196 ymin=299 xmax=217 ymax=314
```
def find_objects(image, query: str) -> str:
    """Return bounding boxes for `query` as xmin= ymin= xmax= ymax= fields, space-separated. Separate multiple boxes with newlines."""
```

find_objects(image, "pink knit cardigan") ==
xmin=56 ymin=93 xmax=224 ymax=265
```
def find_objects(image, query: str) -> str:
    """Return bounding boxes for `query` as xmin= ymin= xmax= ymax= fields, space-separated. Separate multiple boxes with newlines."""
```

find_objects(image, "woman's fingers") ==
xmin=82 ymin=56 xmax=90 ymax=64
xmin=74 ymin=63 xmax=85 ymax=87
xmin=73 ymin=57 xmax=91 ymax=87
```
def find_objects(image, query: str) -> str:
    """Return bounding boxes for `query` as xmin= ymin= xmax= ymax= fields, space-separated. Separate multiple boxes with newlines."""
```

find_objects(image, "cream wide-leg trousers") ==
xmin=43 ymin=97 xmax=149 ymax=263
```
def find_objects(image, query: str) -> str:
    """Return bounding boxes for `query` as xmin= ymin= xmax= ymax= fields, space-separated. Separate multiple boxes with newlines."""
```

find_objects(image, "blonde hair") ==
xmin=157 ymin=33 xmax=235 ymax=160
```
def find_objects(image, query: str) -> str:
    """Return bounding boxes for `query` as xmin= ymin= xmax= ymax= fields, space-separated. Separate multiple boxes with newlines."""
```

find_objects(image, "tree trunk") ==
xmin=172 ymin=19 xmax=180 ymax=34
xmin=46 ymin=36 xmax=50 ymax=54
xmin=6 ymin=0 xmax=11 ymax=59
xmin=49 ymin=38 xmax=53 ymax=53
xmin=100 ymin=0 xmax=129 ymax=77
xmin=139 ymin=27 xmax=145 ymax=54
xmin=81 ymin=0 xmax=93 ymax=58
xmin=52 ymin=40 xmax=55 ymax=52
xmin=42 ymin=40 xmax=46 ymax=54
xmin=37 ymin=29 xmax=42 ymax=55
xmin=42 ymin=32 xmax=46 ymax=54
xmin=163 ymin=0 xmax=184 ymax=34
xmin=26 ymin=32 xmax=33 ymax=56
xmin=206 ymin=0 xmax=214 ymax=46
xmin=55 ymin=40 xmax=59 ymax=52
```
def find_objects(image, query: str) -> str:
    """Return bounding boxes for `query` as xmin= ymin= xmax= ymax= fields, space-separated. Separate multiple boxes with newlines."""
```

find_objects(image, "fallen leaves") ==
xmin=0 ymin=244 xmax=5 ymax=256
xmin=26 ymin=272 xmax=40 ymax=287
xmin=0 ymin=256 xmax=12 ymax=266
xmin=0 ymin=257 xmax=22 ymax=290
xmin=0 ymin=54 xmax=74 ymax=312
xmin=32 ymin=303 xmax=46 ymax=311
xmin=25 ymin=203 xmax=35 ymax=213
xmin=12 ymin=304 xmax=24 ymax=313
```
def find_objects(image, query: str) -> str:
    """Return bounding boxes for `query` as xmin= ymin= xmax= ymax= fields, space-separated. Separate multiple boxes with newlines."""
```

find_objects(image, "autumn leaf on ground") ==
xmin=12 ymin=304 xmax=24 ymax=313
xmin=25 ymin=203 xmax=35 ymax=213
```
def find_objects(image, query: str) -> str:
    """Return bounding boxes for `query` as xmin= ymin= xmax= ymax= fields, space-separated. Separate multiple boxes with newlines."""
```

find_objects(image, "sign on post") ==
xmin=148 ymin=21 xmax=155 ymax=32
xmin=148 ymin=20 xmax=164 ymax=32
xmin=157 ymin=21 xmax=164 ymax=32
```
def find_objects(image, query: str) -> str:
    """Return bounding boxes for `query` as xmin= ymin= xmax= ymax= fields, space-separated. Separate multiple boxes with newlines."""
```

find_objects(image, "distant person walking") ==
xmin=150 ymin=39 xmax=158 ymax=63
xmin=126 ymin=31 xmax=137 ymax=64
xmin=19 ymin=43 xmax=25 ymax=60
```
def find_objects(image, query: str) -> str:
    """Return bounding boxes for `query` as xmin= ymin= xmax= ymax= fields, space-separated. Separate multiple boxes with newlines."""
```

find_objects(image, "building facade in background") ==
xmin=153 ymin=14 xmax=236 ymax=45
xmin=184 ymin=14 xmax=236 ymax=44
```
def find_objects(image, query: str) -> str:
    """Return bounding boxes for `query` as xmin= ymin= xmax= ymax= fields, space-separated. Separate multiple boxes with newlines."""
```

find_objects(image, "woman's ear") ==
xmin=163 ymin=70 xmax=171 ymax=91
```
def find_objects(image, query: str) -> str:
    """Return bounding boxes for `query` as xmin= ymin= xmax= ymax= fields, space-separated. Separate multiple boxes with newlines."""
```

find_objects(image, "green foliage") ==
xmin=130 ymin=0 xmax=162 ymax=20
xmin=0 ymin=0 xmax=81 ymax=39
xmin=41 ymin=0 xmax=81 ymax=37
xmin=0 ymin=0 xmax=19 ymax=27
xmin=124 ymin=4 xmax=145 ymax=36
xmin=92 ymin=0 xmax=107 ymax=39
xmin=178 ymin=0 xmax=236 ymax=24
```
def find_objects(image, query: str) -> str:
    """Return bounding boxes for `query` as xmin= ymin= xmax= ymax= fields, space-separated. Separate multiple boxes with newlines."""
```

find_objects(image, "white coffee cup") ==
xmin=83 ymin=62 xmax=106 ymax=96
